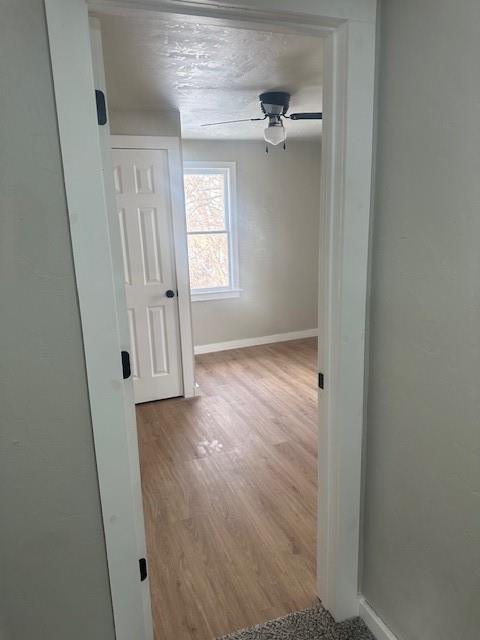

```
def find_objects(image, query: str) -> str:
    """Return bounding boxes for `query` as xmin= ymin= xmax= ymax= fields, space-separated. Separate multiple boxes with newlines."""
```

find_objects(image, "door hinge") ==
xmin=139 ymin=557 xmax=148 ymax=582
xmin=318 ymin=372 xmax=324 ymax=389
xmin=121 ymin=351 xmax=131 ymax=380
xmin=95 ymin=89 xmax=107 ymax=125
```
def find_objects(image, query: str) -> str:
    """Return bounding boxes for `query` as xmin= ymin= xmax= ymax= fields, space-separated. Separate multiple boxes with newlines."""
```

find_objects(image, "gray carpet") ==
xmin=217 ymin=606 xmax=375 ymax=640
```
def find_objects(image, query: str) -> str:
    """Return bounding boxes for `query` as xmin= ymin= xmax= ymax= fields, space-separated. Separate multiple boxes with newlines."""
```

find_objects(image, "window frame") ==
xmin=183 ymin=160 xmax=240 ymax=302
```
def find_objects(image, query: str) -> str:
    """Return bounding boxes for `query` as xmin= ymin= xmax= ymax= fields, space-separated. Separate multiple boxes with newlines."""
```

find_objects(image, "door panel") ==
xmin=113 ymin=148 xmax=184 ymax=403
xmin=147 ymin=306 xmax=169 ymax=374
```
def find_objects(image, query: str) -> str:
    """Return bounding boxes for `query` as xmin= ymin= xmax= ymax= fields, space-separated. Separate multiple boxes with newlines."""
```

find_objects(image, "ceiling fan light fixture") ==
xmin=200 ymin=91 xmax=321 ymax=150
xmin=263 ymin=121 xmax=286 ymax=146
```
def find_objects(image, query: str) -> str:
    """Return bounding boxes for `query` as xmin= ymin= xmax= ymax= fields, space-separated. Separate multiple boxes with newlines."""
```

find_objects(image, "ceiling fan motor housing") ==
xmin=259 ymin=91 xmax=290 ymax=117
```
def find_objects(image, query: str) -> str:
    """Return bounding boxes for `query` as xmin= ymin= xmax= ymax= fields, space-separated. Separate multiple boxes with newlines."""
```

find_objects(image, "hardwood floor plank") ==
xmin=137 ymin=338 xmax=318 ymax=639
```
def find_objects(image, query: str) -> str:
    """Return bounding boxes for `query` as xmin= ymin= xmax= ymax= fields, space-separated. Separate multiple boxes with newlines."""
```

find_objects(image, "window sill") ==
xmin=191 ymin=289 xmax=242 ymax=302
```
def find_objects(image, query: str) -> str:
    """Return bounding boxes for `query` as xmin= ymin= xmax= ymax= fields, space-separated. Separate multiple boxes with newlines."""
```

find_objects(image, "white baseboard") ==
xmin=194 ymin=328 xmax=318 ymax=355
xmin=359 ymin=597 xmax=400 ymax=640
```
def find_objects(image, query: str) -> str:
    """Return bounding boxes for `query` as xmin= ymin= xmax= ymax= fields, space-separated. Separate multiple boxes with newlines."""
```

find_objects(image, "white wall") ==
xmin=183 ymin=140 xmax=321 ymax=346
xmin=109 ymin=108 xmax=181 ymax=137
xmin=0 ymin=2 xmax=115 ymax=639
xmin=363 ymin=1 xmax=480 ymax=638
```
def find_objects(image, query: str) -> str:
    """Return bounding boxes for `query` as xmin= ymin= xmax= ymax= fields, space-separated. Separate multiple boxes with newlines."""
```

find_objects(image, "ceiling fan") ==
xmin=201 ymin=91 xmax=322 ymax=151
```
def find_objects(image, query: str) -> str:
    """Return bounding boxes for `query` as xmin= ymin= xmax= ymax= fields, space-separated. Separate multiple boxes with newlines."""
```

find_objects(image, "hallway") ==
xmin=137 ymin=338 xmax=318 ymax=639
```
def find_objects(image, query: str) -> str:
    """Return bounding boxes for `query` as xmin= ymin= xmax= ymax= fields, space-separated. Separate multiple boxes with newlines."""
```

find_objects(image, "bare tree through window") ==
xmin=184 ymin=171 xmax=231 ymax=290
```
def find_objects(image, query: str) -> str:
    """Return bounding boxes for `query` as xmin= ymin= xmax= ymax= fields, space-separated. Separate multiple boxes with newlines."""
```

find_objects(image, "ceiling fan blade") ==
xmin=288 ymin=112 xmax=323 ymax=120
xmin=201 ymin=116 xmax=266 ymax=127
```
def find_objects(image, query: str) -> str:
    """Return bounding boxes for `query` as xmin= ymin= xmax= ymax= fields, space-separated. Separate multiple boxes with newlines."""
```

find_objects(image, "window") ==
xmin=183 ymin=161 xmax=239 ymax=301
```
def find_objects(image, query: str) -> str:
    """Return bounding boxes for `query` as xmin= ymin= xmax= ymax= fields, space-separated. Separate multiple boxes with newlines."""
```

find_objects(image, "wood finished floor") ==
xmin=137 ymin=338 xmax=318 ymax=640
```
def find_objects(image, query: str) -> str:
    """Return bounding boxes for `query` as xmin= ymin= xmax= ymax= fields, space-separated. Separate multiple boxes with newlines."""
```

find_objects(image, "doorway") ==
xmin=101 ymin=12 xmax=323 ymax=636
xmin=45 ymin=1 xmax=377 ymax=638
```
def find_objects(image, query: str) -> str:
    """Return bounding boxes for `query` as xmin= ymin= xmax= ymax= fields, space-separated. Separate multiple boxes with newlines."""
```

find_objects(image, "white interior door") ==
xmin=112 ymin=147 xmax=184 ymax=403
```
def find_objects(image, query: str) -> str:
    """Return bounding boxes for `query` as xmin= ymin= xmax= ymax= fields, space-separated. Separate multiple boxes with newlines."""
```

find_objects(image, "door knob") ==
xmin=165 ymin=289 xmax=176 ymax=298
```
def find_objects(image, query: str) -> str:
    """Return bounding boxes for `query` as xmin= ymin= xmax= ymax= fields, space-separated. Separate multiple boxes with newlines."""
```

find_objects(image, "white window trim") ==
xmin=183 ymin=160 xmax=240 ymax=302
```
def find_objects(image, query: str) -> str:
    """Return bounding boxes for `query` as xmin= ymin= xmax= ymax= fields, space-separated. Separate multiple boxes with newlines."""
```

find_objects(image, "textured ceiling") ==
xmin=97 ymin=14 xmax=323 ymax=141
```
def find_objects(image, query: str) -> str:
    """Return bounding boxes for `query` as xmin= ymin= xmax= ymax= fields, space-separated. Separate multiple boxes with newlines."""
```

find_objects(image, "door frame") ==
xmin=45 ymin=0 xmax=377 ymax=636
xmin=111 ymin=135 xmax=196 ymax=400
xmin=44 ymin=3 xmax=154 ymax=639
